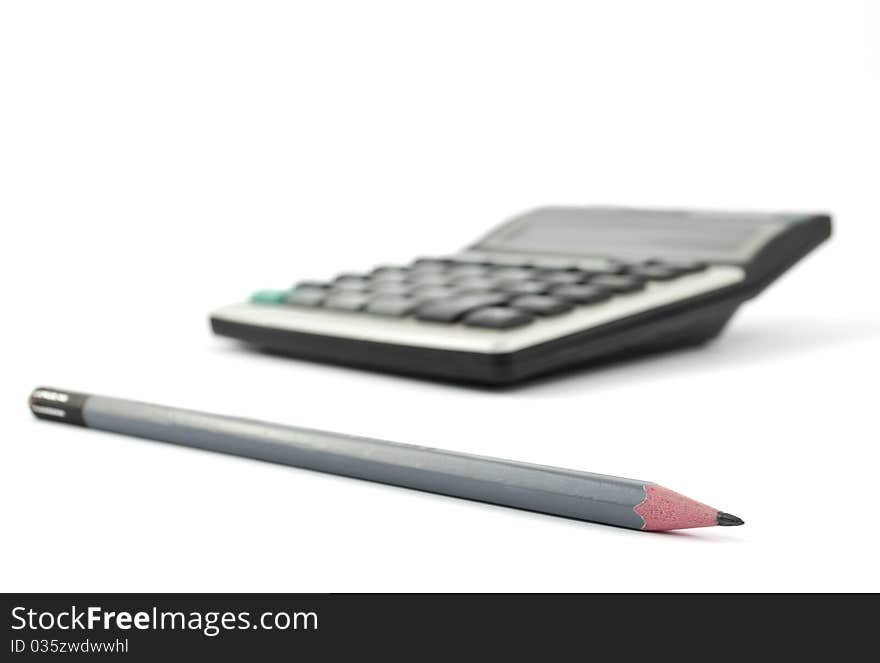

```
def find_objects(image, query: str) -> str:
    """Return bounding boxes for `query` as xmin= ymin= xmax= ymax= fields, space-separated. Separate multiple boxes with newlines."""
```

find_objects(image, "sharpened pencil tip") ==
xmin=716 ymin=511 xmax=744 ymax=526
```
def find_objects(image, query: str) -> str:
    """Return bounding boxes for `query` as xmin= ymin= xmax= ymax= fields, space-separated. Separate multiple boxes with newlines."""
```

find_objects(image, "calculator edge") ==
xmin=210 ymin=282 xmax=744 ymax=385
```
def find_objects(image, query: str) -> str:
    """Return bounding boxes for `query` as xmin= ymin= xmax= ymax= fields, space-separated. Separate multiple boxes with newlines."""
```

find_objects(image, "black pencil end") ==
xmin=716 ymin=511 xmax=744 ymax=527
xmin=28 ymin=387 xmax=89 ymax=427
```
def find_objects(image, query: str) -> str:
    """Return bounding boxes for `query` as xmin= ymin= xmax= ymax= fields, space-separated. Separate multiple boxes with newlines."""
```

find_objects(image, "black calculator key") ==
xmin=530 ymin=258 xmax=579 ymax=270
xmin=324 ymin=293 xmax=370 ymax=311
xmin=371 ymin=281 xmax=412 ymax=295
xmin=446 ymin=264 xmax=490 ymax=277
xmin=490 ymin=267 xmax=534 ymax=281
xmin=551 ymin=284 xmax=612 ymax=305
xmin=333 ymin=279 xmax=371 ymax=291
xmin=366 ymin=296 xmax=420 ymax=317
xmin=285 ymin=287 xmax=326 ymax=307
xmin=411 ymin=259 xmax=450 ymax=274
xmin=294 ymin=280 xmax=330 ymax=290
xmin=413 ymin=258 xmax=450 ymax=268
xmin=591 ymin=261 xmax=630 ymax=275
xmin=628 ymin=264 xmax=682 ymax=281
xmin=449 ymin=258 xmax=494 ymax=267
xmin=497 ymin=279 xmax=550 ymax=296
xmin=462 ymin=307 xmax=534 ymax=329
xmin=335 ymin=273 xmax=370 ymax=283
xmin=416 ymin=293 xmax=509 ymax=323
xmin=510 ymin=295 xmax=573 ymax=316
xmin=679 ymin=261 xmax=707 ymax=273
xmin=588 ymin=274 xmax=645 ymax=293
xmin=646 ymin=259 xmax=707 ymax=274
xmin=410 ymin=262 xmax=447 ymax=274
xmin=411 ymin=285 xmax=459 ymax=300
xmin=537 ymin=270 xmax=589 ymax=285
xmin=450 ymin=276 xmax=498 ymax=291
xmin=371 ymin=267 xmax=410 ymax=281
xmin=408 ymin=273 xmax=449 ymax=286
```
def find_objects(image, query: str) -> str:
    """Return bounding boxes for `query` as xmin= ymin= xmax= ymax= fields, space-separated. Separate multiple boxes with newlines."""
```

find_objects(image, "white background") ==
xmin=1 ymin=1 xmax=878 ymax=592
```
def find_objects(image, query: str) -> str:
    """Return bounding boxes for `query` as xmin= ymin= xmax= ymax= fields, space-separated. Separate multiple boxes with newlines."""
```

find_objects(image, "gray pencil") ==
xmin=28 ymin=387 xmax=743 ymax=531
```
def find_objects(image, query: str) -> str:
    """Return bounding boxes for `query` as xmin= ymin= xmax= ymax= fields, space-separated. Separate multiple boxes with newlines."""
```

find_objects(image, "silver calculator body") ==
xmin=211 ymin=207 xmax=831 ymax=384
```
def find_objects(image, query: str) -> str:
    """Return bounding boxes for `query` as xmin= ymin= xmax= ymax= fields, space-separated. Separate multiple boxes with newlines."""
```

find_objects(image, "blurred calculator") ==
xmin=210 ymin=206 xmax=831 ymax=384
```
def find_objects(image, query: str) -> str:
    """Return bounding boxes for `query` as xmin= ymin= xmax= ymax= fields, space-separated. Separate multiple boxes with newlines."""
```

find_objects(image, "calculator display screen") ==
xmin=474 ymin=208 xmax=789 ymax=263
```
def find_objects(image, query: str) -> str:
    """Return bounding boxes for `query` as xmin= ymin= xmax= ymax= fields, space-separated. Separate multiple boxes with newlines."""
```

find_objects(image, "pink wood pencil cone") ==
xmin=634 ymin=484 xmax=741 ymax=531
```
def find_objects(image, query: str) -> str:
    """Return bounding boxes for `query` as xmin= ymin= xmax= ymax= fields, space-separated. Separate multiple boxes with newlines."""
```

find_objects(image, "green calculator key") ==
xmin=250 ymin=289 xmax=289 ymax=305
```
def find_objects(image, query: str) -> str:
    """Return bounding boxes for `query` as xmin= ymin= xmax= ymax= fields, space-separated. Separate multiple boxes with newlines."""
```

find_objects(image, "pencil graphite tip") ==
xmin=716 ymin=511 xmax=745 ymax=527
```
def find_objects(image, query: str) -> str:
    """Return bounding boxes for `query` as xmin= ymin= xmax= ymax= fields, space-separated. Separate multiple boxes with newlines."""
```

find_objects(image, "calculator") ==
xmin=210 ymin=207 xmax=831 ymax=385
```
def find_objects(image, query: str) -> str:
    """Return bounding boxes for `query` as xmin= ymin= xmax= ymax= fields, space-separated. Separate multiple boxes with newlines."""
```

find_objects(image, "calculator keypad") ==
xmin=254 ymin=257 xmax=709 ymax=331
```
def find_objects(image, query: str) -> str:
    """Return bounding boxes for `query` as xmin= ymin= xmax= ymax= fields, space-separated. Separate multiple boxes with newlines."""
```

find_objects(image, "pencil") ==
xmin=28 ymin=387 xmax=743 ymax=531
